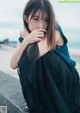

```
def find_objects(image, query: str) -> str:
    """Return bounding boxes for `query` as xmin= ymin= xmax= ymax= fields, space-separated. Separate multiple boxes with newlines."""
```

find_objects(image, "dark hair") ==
xmin=23 ymin=0 xmax=57 ymax=51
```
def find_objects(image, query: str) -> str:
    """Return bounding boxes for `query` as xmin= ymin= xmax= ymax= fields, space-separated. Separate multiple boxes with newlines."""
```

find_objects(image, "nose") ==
xmin=38 ymin=20 xmax=44 ymax=29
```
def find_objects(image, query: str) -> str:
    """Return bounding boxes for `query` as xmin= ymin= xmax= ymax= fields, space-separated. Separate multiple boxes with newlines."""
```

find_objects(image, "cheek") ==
xmin=28 ymin=21 xmax=38 ymax=31
xmin=44 ymin=23 xmax=48 ymax=29
xmin=28 ymin=20 xmax=48 ymax=31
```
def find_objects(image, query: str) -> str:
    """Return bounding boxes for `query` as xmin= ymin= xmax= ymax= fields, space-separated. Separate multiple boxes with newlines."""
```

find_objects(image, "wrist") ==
xmin=23 ymin=37 xmax=29 ymax=46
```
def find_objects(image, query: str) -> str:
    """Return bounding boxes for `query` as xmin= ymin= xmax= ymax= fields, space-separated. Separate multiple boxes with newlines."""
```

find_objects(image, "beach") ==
xmin=0 ymin=44 xmax=18 ymax=79
xmin=0 ymin=44 xmax=27 ymax=113
xmin=0 ymin=44 xmax=80 ymax=78
xmin=0 ymin=43 xmax=80 ymax=112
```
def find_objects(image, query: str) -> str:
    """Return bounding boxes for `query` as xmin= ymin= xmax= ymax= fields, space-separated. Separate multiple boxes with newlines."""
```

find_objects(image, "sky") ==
xmin=0 ymin=0 xmax=80 ymax=46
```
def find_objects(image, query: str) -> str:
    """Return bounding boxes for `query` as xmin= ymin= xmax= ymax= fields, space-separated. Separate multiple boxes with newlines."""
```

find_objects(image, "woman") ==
xmin=10 ymin=0 xmax=80 ymax=113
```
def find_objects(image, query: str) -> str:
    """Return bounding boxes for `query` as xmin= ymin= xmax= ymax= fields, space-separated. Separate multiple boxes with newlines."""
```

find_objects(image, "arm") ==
xmin=10 ymin=38 xmax=29 ymax=69
xmin=10 ymin=29 xmax=45 ymax=69
xmin=37 ymin=30 xmax=64 ymax=58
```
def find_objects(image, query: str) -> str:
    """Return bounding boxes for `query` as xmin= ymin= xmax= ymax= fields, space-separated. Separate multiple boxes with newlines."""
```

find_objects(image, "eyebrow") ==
xmin=33 ymin=15 xmax=48 ymax=19
xmin=33 ymin=16 xmax=39 ymax=17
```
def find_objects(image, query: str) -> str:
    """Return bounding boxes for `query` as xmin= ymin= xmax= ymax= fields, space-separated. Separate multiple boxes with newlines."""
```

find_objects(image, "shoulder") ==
xmin=55 ymin=24 xmax=68 ymax=46
xmin=55 ymin=28 xmax=64 ymax=46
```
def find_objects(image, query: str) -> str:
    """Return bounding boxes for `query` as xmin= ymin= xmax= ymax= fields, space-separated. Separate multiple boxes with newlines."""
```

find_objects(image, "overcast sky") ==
xmin=0 ymin=0 xmax=80 ymax=44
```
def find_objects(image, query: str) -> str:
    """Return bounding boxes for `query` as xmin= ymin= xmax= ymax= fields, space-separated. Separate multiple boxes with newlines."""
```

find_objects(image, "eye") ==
xmin=44 ymin=19 xmax=48 ymax=22
xmin=45 ymin=20 xmax=48 ymax=21
xmin=34 ymin=18 xmax=38 ymax=20
xmin=33 ymin=17 xmax=38 ymax=20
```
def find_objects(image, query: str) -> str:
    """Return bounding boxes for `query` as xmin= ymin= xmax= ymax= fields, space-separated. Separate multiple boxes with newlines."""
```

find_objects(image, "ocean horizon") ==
xmin=68 ymin=41 xmax=80 ymax=49
xmin=9 ymin=41 xmax=80 ymax=50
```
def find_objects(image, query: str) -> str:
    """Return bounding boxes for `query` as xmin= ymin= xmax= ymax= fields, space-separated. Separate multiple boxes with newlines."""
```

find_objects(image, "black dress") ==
xmin=17 ymin=26 xmax=80 ymax=113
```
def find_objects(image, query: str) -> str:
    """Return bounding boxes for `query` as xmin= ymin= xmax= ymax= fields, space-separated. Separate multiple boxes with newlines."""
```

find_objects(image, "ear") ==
xmin=23 ymin=15 xmax=28 ymax=23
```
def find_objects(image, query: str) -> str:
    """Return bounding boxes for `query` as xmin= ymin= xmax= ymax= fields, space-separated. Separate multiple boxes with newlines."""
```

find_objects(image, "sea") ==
xmin=9 ymin=40 xmax=80 ymax=50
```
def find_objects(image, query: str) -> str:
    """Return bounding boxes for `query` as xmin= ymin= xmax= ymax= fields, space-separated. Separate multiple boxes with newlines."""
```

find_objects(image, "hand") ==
xmin=25 ymin=29 xmax=47 ymax=44
xmin=20 ymin=28 xmax=29 ymax=39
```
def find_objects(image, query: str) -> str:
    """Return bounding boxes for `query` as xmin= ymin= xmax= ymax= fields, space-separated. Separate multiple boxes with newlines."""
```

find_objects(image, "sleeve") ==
xmin=55 ymin=49 xmax=76 ymax=69
xmin=56 ymin=24 xmax=68 ymax=44
xmin=18 ymin=37 xmax=24 ymax=43
xmin=55 ymin=24 xmax=76 ymax=69
xmin=17 ymin=43 xmax=39 ymax=87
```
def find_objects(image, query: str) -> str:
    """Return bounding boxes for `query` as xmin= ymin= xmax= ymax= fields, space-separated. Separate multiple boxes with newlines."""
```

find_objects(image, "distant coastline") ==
xmin=0 ymin=38 xmax=80 ymax=49
xmin=0 ymin=38 xmax=17 ymax=48
xmin=9 ymin=41 xmax=17 ymax=47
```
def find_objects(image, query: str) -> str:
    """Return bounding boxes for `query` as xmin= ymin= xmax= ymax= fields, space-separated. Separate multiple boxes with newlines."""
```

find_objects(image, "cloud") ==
xmin=0 ymin=0 xmax=28 ymax=41
xmin=51 ymin=1 xmax=80 ymax=29
xmin=0 ymin=0 xmax=28 ymax=16
xmin=0 ymin=0 xmax=80 ymax=43
xmin=0 ymin=27 xmax=20 ymax=41
xmin=0 ymin=14 xmax=21 ymax=23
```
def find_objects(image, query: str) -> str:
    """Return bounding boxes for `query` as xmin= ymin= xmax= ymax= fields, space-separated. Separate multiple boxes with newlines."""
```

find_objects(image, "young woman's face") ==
xmin=26 ymin=10 xmax=48 ymax=32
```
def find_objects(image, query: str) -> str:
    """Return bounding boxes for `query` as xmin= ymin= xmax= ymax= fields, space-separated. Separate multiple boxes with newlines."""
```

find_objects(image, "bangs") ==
xmin=30 ymin=8 xmax=49 ymax=21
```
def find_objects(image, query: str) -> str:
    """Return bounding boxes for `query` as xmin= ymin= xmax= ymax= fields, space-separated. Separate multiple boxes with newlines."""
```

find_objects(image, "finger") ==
xmin=36 ymin=29 xmax=47 ymax=33
xmin=20 ymin=31 xmax=23 ymax=33
xmin=36 ymin=34 xmax=44 ymax=38
xmin=20 ymin=32 xmax=22 ymax=36
xmin=37 ymin=32 xmax=44 ymax=35
xmin=36 ymin=38 xmax=42 ymax=41
xmin=37 ymin=31 xmax=45 ymax=36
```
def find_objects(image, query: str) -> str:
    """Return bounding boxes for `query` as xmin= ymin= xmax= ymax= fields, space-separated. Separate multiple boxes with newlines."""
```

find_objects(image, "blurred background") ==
xmin=0 ymin=0 xmax=80 ymax=48
xmin=0 ymin=0 xmax=80 ymax=77
xmin=0 ymin=1 xmax=79 ymax=112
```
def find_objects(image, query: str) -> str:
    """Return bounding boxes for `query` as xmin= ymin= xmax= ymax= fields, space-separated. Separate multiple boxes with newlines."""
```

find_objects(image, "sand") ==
xmin=0 ymin=44 xmax=18 ymax=79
